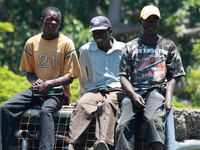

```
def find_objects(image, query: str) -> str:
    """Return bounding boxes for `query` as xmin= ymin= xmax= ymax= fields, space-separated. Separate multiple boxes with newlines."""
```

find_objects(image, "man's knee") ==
xmin=150 ymin=142 xmax=164 ymax=150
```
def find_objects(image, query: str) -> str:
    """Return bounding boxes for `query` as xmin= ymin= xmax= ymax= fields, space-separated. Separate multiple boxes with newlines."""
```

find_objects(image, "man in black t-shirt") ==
xmin=115 ymin=5 xmax=185 ymax=150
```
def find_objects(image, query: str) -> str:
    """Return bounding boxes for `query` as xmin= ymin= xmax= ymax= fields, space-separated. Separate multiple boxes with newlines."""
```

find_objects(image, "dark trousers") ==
xmin=0 ymin=89 xmax=67 ymax=150
xmin=115 ymin=88 xmax=166 ymax=150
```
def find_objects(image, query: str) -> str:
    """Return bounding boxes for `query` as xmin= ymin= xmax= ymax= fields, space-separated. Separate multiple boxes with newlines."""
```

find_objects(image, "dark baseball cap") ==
xmin=89 ymin=16 xmax=111 ymax=32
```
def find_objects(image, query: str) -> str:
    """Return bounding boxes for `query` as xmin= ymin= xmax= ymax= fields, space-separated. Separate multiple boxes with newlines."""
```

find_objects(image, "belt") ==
xmin=101 ymin=86 xmax=110 ymax=89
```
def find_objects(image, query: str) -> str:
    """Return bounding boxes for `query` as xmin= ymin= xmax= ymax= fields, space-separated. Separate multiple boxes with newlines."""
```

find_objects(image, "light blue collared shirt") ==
xmin=78 ymin=38 xmax=125 ymax=95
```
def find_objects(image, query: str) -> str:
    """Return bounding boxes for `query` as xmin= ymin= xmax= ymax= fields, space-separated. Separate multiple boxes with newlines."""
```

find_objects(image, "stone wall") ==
xmin=173 ymin=107 xmax=200 ymax=141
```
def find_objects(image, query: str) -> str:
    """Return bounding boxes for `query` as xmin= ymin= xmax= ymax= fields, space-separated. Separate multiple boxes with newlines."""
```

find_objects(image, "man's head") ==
xmin=140 ymin=5 xmax=161 ymax=20
xmin=41 ymin=6 xmax=62 ymax=39
xmin=89 ymin=16 xmax=112 ymax=50
xmin=89 ymin=16 xmax=111 ymax=32
xmin=139 ymin=5 xmax=161 ymax=36
xmin=41 ymin=6 xmax=61 ymax=19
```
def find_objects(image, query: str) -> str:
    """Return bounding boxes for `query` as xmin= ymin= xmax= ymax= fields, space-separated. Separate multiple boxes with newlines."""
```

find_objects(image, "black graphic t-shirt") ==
xmin=119 ymin=36 xmax=186 ymax=90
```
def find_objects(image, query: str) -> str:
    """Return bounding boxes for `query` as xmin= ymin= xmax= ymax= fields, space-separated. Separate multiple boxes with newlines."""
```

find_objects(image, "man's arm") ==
xmin=26 ymin=72 xmax=38 ymax=85
xmin=120 ymin=75 xmax=145 ymax=109
xmin=165 ymin=78 xmax=176 ymax=114
xmin=27 ymin=71 xmax=73 ymax=93
xmin=78 ymin=48 xmax=88 ymax=96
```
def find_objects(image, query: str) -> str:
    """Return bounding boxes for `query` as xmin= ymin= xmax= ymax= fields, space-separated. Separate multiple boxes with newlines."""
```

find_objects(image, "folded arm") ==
xmin=26 ymin=71 xmax=73 ymax=93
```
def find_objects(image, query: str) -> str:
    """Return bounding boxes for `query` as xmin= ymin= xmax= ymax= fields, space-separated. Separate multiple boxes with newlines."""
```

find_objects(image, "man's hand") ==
xmin=131 ymin=92 xmax=146 ymax=109
xmin=165 ymin=102 xmax=172 ymax=116
xmin=32 ymin=79 xmax=44 ymax=86
xmin=32 ymin=80 xmax=52 ymax=94
xmin=165 ymin=78 xmax=175 ymax=116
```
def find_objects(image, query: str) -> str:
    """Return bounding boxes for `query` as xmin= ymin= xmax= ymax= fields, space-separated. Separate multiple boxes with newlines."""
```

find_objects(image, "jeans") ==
xmin=115 ymin=88 xmax=166 ymax=150
xmin=0 ymin=89 xmax=67 ymax=150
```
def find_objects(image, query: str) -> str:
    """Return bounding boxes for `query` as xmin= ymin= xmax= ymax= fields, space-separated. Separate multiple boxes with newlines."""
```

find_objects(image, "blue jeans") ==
xmin=115 ymin=88 xmax=166 ymax=150
xmin=0 ymin=89 xmax=67 ymax=150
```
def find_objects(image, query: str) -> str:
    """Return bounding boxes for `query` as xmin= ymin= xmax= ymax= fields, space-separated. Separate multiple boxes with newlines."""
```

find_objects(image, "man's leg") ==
xmin=95 ymin=90 xmax=124 ymax=148
xmin=115 ymin=96 xmax=143 ymax=150
xmin=68 ymin=90 xmax=103 ymax=149
xmin=150 ymin=142 xmax=164 ymax=150
xmin=38 ymin=94 xmax=67 ymax=150
xmin=0 ymin=89 xmax=37 ymax=150
xmin=143 ymin=89 xmax=166 ymax=150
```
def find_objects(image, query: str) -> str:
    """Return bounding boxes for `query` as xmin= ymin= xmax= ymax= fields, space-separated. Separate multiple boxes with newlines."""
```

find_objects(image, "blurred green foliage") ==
xmin=184 ymin=68 xmax=200 ymax=106
xmin=172 ymin=101 xmax=187 ymax=108
xmin=61 ymin=18 xmax=92 ymax=56
xmin=172 ymin=101 xmax=200 ymax=109
xmin=0 ymin=66 xmax=31 ymax=104
xmin=70 ymin=78 xmax=80 ymax=103
xmin=172 ymin=95 xmax=200 ymax=109
xmin=0 ymin=22 xmax=14 ymax=49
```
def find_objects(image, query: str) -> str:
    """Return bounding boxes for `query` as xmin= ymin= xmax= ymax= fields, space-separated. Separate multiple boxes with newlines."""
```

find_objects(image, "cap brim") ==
xmin=89 ymin=26 xmax=109 ymax=32
xmin=141 ymin=13 xmax=161 ymax=20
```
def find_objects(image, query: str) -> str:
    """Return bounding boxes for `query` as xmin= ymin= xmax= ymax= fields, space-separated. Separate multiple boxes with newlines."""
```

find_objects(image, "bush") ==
xmin=71 ymin=78 xmax=80 ymax=103
xmin=0 ymin=66 xmax=31 ymax=104
xmin=172 ymin=101 xmax=187 ymax=108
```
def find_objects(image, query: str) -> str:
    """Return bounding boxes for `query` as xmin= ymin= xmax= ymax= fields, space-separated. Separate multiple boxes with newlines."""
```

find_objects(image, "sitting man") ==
xmin=0 ymin=6 xmax=81 ymax=150
xmin=68 ymin=16 xmax=125 ymax=150
xmin=115 ymin=5 xmax=186 ymax=150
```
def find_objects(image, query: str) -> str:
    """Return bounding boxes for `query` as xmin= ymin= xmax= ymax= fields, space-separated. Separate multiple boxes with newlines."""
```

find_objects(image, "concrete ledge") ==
xmin=173 ymin=107 xmax=200 ymax=141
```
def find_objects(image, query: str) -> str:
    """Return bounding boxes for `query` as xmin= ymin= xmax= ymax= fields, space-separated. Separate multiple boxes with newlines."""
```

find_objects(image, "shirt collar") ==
xmin=89 ymin=37 xmax=117 ymax=52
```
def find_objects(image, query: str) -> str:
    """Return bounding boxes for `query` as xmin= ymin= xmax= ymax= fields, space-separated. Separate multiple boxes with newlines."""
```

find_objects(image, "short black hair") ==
xmin=41 ymin=6 xmax=61 ymax=19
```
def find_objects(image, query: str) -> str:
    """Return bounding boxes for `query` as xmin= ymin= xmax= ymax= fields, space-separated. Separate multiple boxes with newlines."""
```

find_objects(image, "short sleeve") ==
xmin=166 ymin=43 xmax=186 ymax=78
xmin=119 ymin=44 xmax=133 ymax=76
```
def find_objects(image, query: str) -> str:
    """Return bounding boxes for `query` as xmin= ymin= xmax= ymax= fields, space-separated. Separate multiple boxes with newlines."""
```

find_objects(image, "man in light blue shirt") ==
xmin=78 ymin=34 xmax=123 ymax=95
xmin=68 ymin=16 xmax=125 ymax=150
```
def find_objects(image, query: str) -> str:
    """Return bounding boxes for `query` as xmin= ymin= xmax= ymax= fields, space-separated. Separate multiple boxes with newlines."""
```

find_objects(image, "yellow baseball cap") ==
xmin=140 ymin=5 xmax=161 ymax=20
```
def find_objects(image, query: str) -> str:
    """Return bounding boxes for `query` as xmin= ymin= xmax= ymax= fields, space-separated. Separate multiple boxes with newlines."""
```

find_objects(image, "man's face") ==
xmin=41 ymin=10 xmax=61 ymax=35
xmin=140 ymin=15 xmax=160 ymax=35
xmin=92 ymin=29 xmax=111 ymax=47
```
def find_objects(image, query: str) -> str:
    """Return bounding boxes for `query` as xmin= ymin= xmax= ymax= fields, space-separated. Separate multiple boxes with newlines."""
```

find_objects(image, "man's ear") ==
xmin=139 ymin=18 xmax=142 ymax=25
xmin=109 ymin=28 xmax=112 ymax=35
xmin=40 ymin=17 xmax=44 ymax=24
